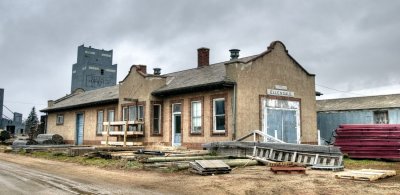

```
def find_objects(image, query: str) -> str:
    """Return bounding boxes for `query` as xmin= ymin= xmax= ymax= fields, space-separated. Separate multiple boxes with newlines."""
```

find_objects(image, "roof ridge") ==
xmin=318 ymin=93 xmax=400 ymax=101
xmin=162 ymin=55 xmax=259 ymax=76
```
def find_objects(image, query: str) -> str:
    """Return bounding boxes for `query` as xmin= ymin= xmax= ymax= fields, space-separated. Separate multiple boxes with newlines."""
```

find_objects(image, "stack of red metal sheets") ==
xmin=334 ymin=124 xmax=400 ymax=159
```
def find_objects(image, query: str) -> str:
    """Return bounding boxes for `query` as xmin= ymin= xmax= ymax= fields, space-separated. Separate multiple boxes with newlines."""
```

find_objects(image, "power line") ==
xmin=4 ymin=100 xmax=46 ymax=106
xmin=316 ymin=84 xmax=365 ymax=96
xmin=2 ymin=114 xmax=11 ymax=120
xmin=3 ymin=105 xmax=14 ymax=114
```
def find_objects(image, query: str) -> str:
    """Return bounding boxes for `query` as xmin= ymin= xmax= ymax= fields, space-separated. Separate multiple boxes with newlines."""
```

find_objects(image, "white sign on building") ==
xmin=267 ymin=89 xmax=295 ymax=97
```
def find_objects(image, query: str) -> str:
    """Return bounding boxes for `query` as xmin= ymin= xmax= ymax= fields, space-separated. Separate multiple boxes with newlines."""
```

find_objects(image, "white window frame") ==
xmin=213 ymin=98 xmax=225 ymax=132
xmin=56 ymin=114 xmax=64 ymax=125
xmin=138 ymin=105 xmax=144 ymax=121
xmin=96 ymin=110 xmax=104 ymax=134
xmin=122 ymin=107 xmax=128 ymax=121
xmin=191 ymin=101 xmax=202 ymax=134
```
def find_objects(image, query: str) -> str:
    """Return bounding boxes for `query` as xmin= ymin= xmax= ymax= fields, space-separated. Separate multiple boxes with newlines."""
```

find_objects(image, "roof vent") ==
xmin=153 ymin=68 xmax=161 ymax=75
xmin=229 ymin=49 xmax=240 ymax=60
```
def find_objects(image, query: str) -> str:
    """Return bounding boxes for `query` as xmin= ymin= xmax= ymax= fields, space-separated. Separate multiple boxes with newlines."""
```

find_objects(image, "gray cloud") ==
xmin=1 ymin=0 xmax=400 ymax=118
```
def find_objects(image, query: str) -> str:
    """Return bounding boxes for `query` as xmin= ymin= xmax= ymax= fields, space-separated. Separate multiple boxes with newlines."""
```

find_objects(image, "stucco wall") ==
xmin=47 ymin=103 xmax=118 ymax=144
xmin=226 ymin=42 xmax=317 ymax=144
xmin=118 ymin=66 xmax=234 ymax=148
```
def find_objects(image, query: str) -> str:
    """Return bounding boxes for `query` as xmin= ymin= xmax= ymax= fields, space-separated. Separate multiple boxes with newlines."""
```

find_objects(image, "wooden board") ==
xmin=335 ymin=169 xmax=397 ymax=181
xmin=195 ymin=160 xmax=230 ymax=169
xmin=100 ymin=141 xmax=143 ymax=146
xmin=270 ymin=167 xmax=306 ymax=174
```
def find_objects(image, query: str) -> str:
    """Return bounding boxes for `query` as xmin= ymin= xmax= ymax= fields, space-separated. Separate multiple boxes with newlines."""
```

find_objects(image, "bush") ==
xmin=0 ymin=130 xmax=11 ymax=142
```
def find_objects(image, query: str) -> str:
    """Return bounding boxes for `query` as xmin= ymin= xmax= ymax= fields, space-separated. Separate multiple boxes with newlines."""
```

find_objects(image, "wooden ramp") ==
xmin=189 ymin=160 xmax=231 ymax=175
xmin=335 ymin=169 xmax=396 ymax=181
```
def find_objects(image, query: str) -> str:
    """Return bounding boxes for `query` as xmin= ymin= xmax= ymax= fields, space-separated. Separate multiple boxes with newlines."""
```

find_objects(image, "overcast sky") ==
xmin=1 ymin=0 xmax=400 ymax=119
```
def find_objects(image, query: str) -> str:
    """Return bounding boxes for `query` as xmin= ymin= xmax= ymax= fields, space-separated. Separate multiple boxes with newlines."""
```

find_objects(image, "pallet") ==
xmin=335 ymin=169 xmax=396 ymax=181
xmin=270 ymin=167 xmax=306 ymax=174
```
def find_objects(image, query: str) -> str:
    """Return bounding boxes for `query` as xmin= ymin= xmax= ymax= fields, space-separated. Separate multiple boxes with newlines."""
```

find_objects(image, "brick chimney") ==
xmin=197 ymin=47 xmax=210 ymax=68
xmin=135 ymin=65 xmax=147 ymax=74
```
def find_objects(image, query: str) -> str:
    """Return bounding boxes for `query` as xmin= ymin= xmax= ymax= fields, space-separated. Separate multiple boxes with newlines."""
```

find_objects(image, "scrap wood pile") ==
xmin=334 ymin=124 xmax=400 ymax=160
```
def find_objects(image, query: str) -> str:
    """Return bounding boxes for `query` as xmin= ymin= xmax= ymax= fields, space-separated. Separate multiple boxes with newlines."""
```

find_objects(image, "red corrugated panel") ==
xmin=334 ymin=124 xmax=400 ymax=160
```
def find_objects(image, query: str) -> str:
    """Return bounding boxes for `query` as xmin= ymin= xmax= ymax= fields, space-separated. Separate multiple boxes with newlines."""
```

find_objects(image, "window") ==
xmin=138 ymin=105 xmax=144 ymax=121
xmin=191 ymin=101 xmax=202 ymax=134
xmin=374 ymin=110 xmax=389 ymax=124
xmin=108 ymin=109 xmax=115 ymax=131
xmin=122 ymin=107 xmax=128 ymax=121
xmin=213 ymin=98 xmax=225 ymax=132
xmin=56 ymin=114 xmax=64 ymax=125
xmin=128 ymin=106 xmax=137 ymax=121
xmin=96 ymin=111 xmax=104 ymax=134
xmin=152 ymin=104 xmax=161 ymax=134
xmin=100 ymin=69 xmax=104 ymax=75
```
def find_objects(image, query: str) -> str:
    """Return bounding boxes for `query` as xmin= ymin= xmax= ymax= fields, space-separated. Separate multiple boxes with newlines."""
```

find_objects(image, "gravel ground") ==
xmin=0 ymin=153 xmax=399 ymax=195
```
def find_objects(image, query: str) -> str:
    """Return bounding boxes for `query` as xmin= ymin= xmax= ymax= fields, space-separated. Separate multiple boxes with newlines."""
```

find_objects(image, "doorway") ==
xmin=172 ymin=103 xmax=182 ymax=146
xmin=76 ymin=113 xmax=84 ymax=145
xmin=263 ymin=98 xmax=300 ymax=143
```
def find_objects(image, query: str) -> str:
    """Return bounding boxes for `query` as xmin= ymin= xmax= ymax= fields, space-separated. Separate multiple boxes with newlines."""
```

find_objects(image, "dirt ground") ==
xmin=1 ymin=153 xmax=399 ymax=195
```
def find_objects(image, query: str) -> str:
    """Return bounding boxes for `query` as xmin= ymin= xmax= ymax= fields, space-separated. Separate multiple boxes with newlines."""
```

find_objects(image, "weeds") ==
xmin=23 ymin=151 xmax=143 ymax=170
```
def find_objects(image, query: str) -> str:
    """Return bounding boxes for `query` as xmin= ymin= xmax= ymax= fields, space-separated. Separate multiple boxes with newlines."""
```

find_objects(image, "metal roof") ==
xmin=317 ymin=94 xmax=400 ymax=112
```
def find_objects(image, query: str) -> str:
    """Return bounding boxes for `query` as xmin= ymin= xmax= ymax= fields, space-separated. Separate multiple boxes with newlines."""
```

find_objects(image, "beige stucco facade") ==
xmin=46 ymin=104 xmax=118 ymax=145
xmin=225 ymin=42 xmax=317 ymax=143
xmin=45 ymin=41 xmax=317 ymax=147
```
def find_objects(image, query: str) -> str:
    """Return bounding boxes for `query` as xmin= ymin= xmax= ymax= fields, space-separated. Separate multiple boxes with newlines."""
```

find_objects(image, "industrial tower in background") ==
xmin=71 ymin=45 xmax=117 ymax=92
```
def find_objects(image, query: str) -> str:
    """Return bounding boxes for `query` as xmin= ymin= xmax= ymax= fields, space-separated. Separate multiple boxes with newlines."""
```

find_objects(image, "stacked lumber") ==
xmin=35 ymin=134 xmax=64 ymax=145
xmin=140 ymin=155 xmax=229 ymax=163
xmin=335 ymin=169 xmax=396 ymax=181
xmin=144 ymin=159 xmax=259 ymax=170
xmin=334 ymin=124 xmax=400 ymax=160
xmin=189 ymin=160 xmax=231 ymax=175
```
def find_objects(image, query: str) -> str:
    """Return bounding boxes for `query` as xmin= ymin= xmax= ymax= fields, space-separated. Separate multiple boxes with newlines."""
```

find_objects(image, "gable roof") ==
xmin=151 ymin=55 xmax=258 ymax=96
xmin=317 ymin=94 xmax=400 ymax=112
xmin=41 ymin=85 xmax=119 ymax=112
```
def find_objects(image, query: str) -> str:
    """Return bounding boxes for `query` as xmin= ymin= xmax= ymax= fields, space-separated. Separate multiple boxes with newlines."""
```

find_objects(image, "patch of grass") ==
xmin=24 ymin=151 xmax=143 ymax=170
xmin=344 ymin=157 xmax=400 ymax=173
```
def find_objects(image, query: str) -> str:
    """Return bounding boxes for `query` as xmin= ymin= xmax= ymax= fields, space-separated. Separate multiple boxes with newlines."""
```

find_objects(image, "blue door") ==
xmin=172 ymin=103 xmax=182 ymax=146
xmin=76 ymin=113 xmax=84 ymax=145
xmin=173 ymin=114 xmax=182 ymax=146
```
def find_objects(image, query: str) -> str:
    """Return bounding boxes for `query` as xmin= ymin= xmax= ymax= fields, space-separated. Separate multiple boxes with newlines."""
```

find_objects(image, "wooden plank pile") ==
xmin=189 ymin=160 xmax=232 ymax=175
xmin=334 ymin=124 xmax=400 ymax=160
xmin=335 ymin=169 xmax=396 ymax=181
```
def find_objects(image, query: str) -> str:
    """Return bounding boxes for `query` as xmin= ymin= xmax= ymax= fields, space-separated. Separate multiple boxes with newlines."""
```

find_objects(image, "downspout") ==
xmin=45 ymin=113 xmax=48 ymax=134
xmin=233 ymin=84 xmax=237 ymax=140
